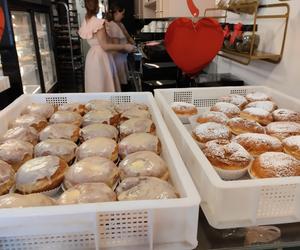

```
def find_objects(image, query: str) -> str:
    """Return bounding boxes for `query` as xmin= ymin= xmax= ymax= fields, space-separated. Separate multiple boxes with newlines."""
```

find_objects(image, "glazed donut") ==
xmin=82 ymin=109 xmax=120 ymax=127
xmin=116 ymin=176 xmax=178 ymax=201
xmin=119 ymin=151 xmax=169 ymax=180
xmin=227 ymin=117 xmax=265 ymax=135
xmin=80 ymin=123 xmax=119 ymax=142
xmin=58 ymin=103 xmax=86 ymax=115
xmin=192 ymin=122 xmax=231 ymax=147
xmin=119 ymin=118 xmax=156 ymax=139
xmin=50 ymin=111 xmax=83 ymax=127
xmin=0 ymin=139 xmax=33 ymax=171
xmin=250 ymin=152 xmax=300 ymax=178
xmin=118 ymin=133 xmax=161 ymax=159
xmin=171 ymin=102 xmax=198 ymax=116
xmin=196 ymin=111 xmax=228 ymax=125
xmin=0 ymin=160 xmax=15 ymax=195
xmin=283 ymin=136 xmax=300 ymax=160
xmin=218 ymin=94 xmax=248 ymax=109
xmin=12 ymin=114 xmax=48 ymax=132
xmin=246 ymin=92 xmax=271 ymax=102
xmin=272 ymin=109 xmax=300 ymax=123
xmin=115 ymin=102 xmax=148 ymax=113
xmin=77 ymin=137 xmax=118 ymax=162
xmin=244 ymin=101 xmax=278 ymax=113
xmin=22 ymin=103 xmax=55 ymax=119
xmin=57 ymin=183 xmax=116 ymax=205
xmin=16 ymin=155 xmax=68 ymax=194
xmin=1 ymin=126 xmax=39 ymax=145
xmin=266 ymin=122 xmax=300 ymax=140
xmin=120 ymin=108 xmax=152 ymax=122
xmin=240 ymin=107 xmax=273 ymax=125
xmin=64 ymin=156 xmax=119 ymax=189
xmin=210 ymin=102 xmax=240 ymax=118
xmin=0 ymin=193 xmax=55 ymax=208
xmin=233 ymin=133 xmax=283 ymax=157
xmin=34 ymin=139 xmax=77 ymax=164
xmin=39 ymin=123 xmax=80 ymax=142
xmin=85 ymin=99 xmax=115 ymax=111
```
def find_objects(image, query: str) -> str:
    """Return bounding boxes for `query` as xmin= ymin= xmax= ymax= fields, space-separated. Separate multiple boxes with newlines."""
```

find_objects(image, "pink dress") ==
xmin=106 ymin=21 xmax=129 ymax=85
xmin=78 ymin=17 xmax=121 ymax=92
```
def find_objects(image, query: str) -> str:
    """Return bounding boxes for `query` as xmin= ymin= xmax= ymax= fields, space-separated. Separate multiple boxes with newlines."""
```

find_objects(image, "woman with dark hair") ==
xmin=106 ymin=2 xmax=134 ymax=86
xmin=78 ymin=0 xmax=135 ymax=92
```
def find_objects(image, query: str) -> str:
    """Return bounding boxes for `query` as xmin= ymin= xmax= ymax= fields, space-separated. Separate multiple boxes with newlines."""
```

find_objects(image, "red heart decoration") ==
xmin=0 ymin=7 xmax=5 ymax=43
xmin=165 ymin=17 xmax=223 ymax=75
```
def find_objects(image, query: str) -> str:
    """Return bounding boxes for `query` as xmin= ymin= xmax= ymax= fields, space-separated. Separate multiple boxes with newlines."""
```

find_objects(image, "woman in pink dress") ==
xmin=78 ymin=0 xmax=135 ymax=92
xmin=106 ymin=3 xmax=134 ymax=86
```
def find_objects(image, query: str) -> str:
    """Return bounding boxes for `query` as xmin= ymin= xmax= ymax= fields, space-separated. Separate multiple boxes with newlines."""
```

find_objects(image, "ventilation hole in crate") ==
xmin=230 ymin=89 xmax=247 ymax=96
xmin=193 ymin=98 xmax=219 ymax=108
xmin=0 ymin=233 xmax=95 ymax=250
xmin=45 ymin=96 xmax=68 ymax=106
xmin=111 ymin=95 xmax=131 ymax=104
xmin=97 ymin=210 xmax=149 ymax=247
xmin=257 ymin=184 xmax=297 ymax=219
xmin=173 ymin=91 xmax=192 ymax=103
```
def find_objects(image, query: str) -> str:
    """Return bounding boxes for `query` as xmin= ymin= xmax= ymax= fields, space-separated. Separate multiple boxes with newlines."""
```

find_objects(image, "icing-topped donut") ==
xmin=250 ymin=152 xmax=300 ymax=178
xmin=0 ymin=139 xmax=33 ymax=171
xmin=246 ymin=92 xmax=271 ymax=102
xmin=1 ymin=126 xmax=39 ymax=145
xmin=34 ymin=139 xmax=77 ymax=164
xmin=118 ymin=133 xmax=161 ymax=159
xmin=82 ymin=109 xmax=120 ymax=127
xmin=57 ymin=183 xmax=116 ymax=205
xmin=80 ymin=123 xmax=119 ymax=142
xmin=77 ymin=137 xmax=118 ymax=162
xmin=85 ymin=99 xmax=115 ymax=111
xmin=266 ymin=122 xmax=300 ymax=140
xmin=64 ymin=156 xmax=119 ymax=189
xmin=244 ymin=101 xmax=277 ymax=113
xmin=0 ymin=193 xmax=55 ymax=208
xmin=116 ymin=176 xmax=178 ymax=201
xmin=22 ymin=103 xmax=55 ymax=119
xmin=39 ymin=123 xmax=80 ymax=142
xmin=192 ymin=122 xmax=231 ymax=146
xmin=227 ymin=117 xmax=265 ymax=135
xmin=119 ymin=151 xmax=169 ymax=180
xmin=233 ymin=133 xmax=282 ymax=157
xmin=58 ymin=103 xmax=86 ymax=115
xmin=50 ymin=111 xmax=83 ymax=127
xmin=119 ymin=118 xmax=155 ymax=139
xmin=120 ymin=108 xmax=152 ymax=122
xmin=171 ymin=102 xmax=198 ymax=116
xmin=272 ymin=109 xmax=300 ymax=123
xmin=196 ymin=111 xmax=228 ymax=125
xmin=210 ymin=102 xmax=240 ymax=118
xmin=115 ymin=102 xmax=148 ymax=113
xmin=219 ymin=94 xmax=248 ymax=108
xmin=0 ymin=160 xmax=15 ymax=195
xmin=16 ymin=155 xmax=68 ymax=194
xmin=240 ymin=107 xmax=273 ymax=125
xmin=12 ymin=114 xmax=48 ymax=132
xmin=283 ymin=136 xmax=300 ymax=160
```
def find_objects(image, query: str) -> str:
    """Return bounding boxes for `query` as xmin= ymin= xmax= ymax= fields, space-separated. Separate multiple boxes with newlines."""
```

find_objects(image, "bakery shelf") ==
xmin=155 ymin=86 xmax=300 ymax=229
xmin=0 ymin=92 xmax=200 ymax=250
xmin=204 ymin=3 xmax=290 ymax=65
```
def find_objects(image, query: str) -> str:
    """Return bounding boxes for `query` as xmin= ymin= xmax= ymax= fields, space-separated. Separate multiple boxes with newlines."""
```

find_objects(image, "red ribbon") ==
xmin=223 ymin=25 xmax=230 ymax=38
xmin=186 ymin=0 xmax=199 ymax=17
xmin=230 ymin=22 xmax=243 ymax=45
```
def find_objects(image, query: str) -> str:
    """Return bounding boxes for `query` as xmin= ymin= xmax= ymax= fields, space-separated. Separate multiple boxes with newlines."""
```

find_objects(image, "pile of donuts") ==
xmin=0 ymin=100 xmax=178 ymax=209
xmin=171 ymin=92 xmax=300 ymax=180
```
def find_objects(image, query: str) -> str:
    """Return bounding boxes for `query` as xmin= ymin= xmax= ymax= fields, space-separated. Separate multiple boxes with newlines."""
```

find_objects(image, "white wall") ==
xmin=217 ymin=0 xmax=300 ymax=99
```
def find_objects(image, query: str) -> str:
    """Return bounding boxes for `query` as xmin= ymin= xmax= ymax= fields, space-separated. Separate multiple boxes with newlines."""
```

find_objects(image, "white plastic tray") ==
xmin=155 ymin=86 xmax=300 ymax=229
xmin=0 ymin=92 xmax=200 ymax=250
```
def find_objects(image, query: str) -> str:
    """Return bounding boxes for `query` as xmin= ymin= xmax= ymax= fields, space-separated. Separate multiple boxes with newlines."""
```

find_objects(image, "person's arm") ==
xmin=119 ymin=23 xmax=135 ymax=45
xmin=96 ymin=27 xmax=134 ymax=52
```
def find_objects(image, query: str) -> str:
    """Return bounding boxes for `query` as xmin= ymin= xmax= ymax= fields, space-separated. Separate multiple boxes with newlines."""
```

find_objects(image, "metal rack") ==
xmin=204 ymin=2 xmax=290 ymax=65
xmin=51 ymin=0 xmax=84 ymax=92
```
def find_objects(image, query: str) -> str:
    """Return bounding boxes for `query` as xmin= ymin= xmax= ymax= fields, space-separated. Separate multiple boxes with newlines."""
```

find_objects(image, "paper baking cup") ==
xmin=214 ymin=166 xmax=248 ymax=180
xmin=188 ymin=114 xmax=201 ymax=129
xmin=177 ymin=114 xmax=192 ymax=124
xmin=9 ymin=184 xmax=62 ymax=197
xmin=248 ymin=167 xmax=258 ymax=179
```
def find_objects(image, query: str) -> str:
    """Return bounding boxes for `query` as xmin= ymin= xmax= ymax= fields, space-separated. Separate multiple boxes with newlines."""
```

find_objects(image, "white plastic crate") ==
xmin=0 ymin=92 xmax=200 ymax=250
xmin=155 ymin=86 xmax=300 ymax=229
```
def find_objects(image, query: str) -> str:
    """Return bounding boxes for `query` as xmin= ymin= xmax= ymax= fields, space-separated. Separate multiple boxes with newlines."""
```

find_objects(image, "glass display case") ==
xmin=11 ymin=11 xmax=41 ymax=94
xmin=35 ymin=13 xmax=57 ymax=92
